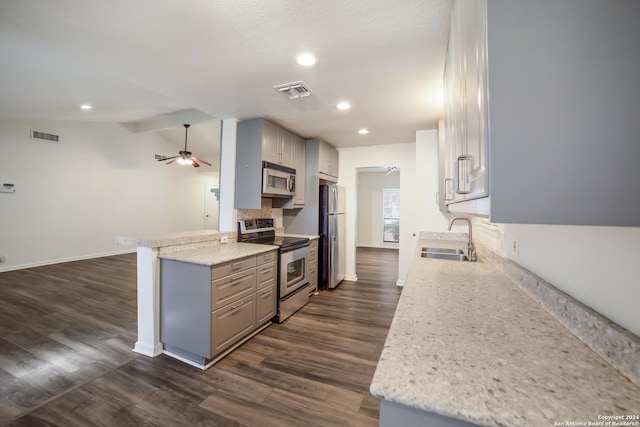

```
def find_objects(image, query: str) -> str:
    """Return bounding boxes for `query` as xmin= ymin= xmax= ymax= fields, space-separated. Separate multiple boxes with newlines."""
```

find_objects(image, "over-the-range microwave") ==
xmin=262 ymin=161 xmax=296 ymax=197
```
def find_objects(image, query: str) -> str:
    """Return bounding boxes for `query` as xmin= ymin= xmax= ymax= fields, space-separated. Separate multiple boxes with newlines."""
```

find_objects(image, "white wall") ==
xmin=0 ymin=118 xmax=217 ymax=271
xmin=339 ymin=131 xmax=451 ymax=284
xmin=474 ymin=220 xmax=640 ymax=337
xmin=356 ymin=171 xmax=400 ymax=249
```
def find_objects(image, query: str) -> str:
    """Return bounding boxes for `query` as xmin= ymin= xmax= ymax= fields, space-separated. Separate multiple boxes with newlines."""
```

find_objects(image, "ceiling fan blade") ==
xmin=159 ymin=155 xmax=179 ymax=162
xmin=192 ymin=156 xmax=212 ymax=167
xmin=165 ymin=158 xmax=178 ymax=165
xmin=191 ymin=159 xmax=201 ymax=167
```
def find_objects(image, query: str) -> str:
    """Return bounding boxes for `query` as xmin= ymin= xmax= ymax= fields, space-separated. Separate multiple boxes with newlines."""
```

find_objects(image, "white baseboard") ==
xmin=396 ymin=279 xmax=405 ymax=287
xmin=344 ymin=274 xmax=358 ymax=281
xmin=0 ymin=248 xmax=136 ymax=273
xmin=133 ymin=341 xmax=164 ymax=358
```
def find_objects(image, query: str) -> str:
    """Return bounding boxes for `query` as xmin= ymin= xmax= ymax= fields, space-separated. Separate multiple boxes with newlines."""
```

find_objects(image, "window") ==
xmin=382 ymin=188 xmax=400 ymax=243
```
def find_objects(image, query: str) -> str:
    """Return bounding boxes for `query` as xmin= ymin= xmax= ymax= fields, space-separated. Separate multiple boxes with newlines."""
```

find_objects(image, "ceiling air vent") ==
xmin=273 ymin=81 xmax=313 ymax=100
xmin=31 ymin=130 xmax=60 ymax=142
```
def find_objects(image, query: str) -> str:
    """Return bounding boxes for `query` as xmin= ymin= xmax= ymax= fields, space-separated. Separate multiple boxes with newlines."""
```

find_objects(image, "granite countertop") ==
xmin=158 ymin=242 xmax=276 ymax=266
xmin=370 ymin=238 xmax=640 ymax=426
xmin=116 ymin=230 xmax=220 ymax=248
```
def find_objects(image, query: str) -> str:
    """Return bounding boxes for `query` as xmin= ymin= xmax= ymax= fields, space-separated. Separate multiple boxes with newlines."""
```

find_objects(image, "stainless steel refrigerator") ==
xmin=319 ymin=184 xmax=345 ymax=289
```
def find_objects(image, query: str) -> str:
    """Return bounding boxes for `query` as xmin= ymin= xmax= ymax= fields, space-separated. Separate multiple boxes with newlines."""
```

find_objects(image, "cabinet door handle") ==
xmin=230 ymin=301 xmax=244 ymax=310
xmin=231 ymin=274 xmax=251 ymax=285
xmin=261 ymin=289 xmax=271 ymax=296
xmin=456 ymin=155 xmax=472 ymax=195
xmin=444 ymin=178 xmax=455 ymax=201
xmin=231 ymin=261 xmax=243 ymax=271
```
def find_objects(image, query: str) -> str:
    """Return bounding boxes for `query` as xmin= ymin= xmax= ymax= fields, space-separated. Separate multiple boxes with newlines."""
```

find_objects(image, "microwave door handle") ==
xmin=288 ymin=175 xmax=295 ymax=192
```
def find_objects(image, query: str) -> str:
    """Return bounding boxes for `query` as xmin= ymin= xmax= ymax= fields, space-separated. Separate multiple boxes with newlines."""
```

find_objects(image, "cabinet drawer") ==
xmin=257 ymin=251 xmax=276 ymax=265
xmin=211 ymin=294 xmax=256 ymax=355
xmin=256 ymin=285 xmax=276 ymax=325
xmin=211 ymin=270 xmax=256 ymax=311
xmin=211 ymin=256 xmax=256 ymax=280
xmin=257 ymin=261 xmax=277 ymax=290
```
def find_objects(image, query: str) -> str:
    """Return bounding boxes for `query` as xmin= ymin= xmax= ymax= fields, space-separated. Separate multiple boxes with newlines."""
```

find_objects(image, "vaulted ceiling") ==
xmin=0 ymin=0 xmax=452 ymax=148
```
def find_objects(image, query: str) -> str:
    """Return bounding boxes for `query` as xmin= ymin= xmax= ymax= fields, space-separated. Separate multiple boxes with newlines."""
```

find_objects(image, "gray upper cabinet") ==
xmin=292 ymin=135 xmax=306 ymax=207
xmin=442 ymin=0 xmax=640 ymax=226
xmin=235 ymin=118 xmax=302 ymax=209
xmin=262 ymin=120 xmax=294 ymax=168
xmin=318 ymin=139 xmax=339 ymax=181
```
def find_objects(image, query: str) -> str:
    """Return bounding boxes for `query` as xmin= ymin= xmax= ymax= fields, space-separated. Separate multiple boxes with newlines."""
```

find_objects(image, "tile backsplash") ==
xmin=235 ymin=198 xmax=284 ymax=231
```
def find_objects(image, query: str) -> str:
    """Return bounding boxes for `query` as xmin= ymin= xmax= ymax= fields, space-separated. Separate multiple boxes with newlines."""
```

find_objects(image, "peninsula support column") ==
xmin=133 ymin=246 xmax=163 ymax=357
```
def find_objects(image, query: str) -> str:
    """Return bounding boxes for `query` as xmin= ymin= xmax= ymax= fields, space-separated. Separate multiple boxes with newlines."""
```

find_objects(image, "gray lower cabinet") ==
xmin=308 ymin=239 xmax=318 ymax=294
xmin=211 ymin=293 xmax=256 ymax=355
xmin=256 ymin=259 xmax=277 ymax=324
xmin=380 ymin=400 xmax=479 ymax=427
xmin=161 ymin=250 xmax=277 ymax=367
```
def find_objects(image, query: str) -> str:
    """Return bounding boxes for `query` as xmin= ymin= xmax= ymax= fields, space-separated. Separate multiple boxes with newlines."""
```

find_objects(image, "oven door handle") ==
xmin=280 ymin=241 xmax=310 ymax=253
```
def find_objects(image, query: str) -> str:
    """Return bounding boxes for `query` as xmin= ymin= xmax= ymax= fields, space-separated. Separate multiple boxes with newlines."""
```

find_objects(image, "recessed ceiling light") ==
xmin=296 ymin=54 xmax=316 ymax=66
xmin=80 ymin=104 xmax=92 ymax=110
xmin=337 ymin=102 xmax=351 ymax=110
xmin=358 ymin=128 xmax=369 ymax=134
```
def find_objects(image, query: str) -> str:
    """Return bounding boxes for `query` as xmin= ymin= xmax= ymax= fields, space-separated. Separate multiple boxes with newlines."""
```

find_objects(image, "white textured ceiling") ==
xmin=0 ymin=0 xmax=452 ymax=148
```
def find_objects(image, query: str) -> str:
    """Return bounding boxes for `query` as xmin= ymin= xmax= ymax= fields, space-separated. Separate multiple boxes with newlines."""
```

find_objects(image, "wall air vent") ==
xmin=273 ymin=81 xmax=313 ymax=100
xmin=31 ymin=130 xmax=60 ymax=142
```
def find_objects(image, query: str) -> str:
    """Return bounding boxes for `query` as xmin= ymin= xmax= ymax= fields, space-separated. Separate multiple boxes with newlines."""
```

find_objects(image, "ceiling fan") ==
xmin=156 ymin=124 xmax=211 ymax=167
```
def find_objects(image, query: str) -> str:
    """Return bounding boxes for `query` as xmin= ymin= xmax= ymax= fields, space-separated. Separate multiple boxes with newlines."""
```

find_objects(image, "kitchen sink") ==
xmin=421 ymin=247 xmax=465 ymax=255
xmin=420 ymin=247 xmax=470 ymax=261
xmin=421 ymin=252 xmax=470 ymax=261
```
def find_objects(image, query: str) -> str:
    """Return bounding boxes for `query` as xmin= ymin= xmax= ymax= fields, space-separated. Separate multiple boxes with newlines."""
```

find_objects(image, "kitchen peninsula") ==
xmin=371 ymin=234 xmax=640 ymax=426
xmin=116 ymin=229 xmax=254 ymax=358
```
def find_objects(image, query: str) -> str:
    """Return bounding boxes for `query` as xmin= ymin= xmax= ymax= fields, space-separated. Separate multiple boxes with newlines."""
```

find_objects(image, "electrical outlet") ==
xmin=0 ymin=255 xmax=6 ymax=263
xmin=510 ymin=236 xmax=520 ymax=259
xmin=220 ymin=236 xmax=229 ymax=244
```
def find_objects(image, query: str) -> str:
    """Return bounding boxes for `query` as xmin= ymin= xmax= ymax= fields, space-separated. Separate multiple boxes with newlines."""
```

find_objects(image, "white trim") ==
xmin=0 ymin=248 xmax=136 ymax=273
xmin=396 ymin=279 xmax=405 ymax=287
xmin=344 ymin=274 xmax=358 ymax=281
xmin=133 ymin=247 xmax=163 ymax=358
xmin=219 ymin=118 xmax=237 ymax=232
xmin=133 ymin=342 xmax=164 ymax=358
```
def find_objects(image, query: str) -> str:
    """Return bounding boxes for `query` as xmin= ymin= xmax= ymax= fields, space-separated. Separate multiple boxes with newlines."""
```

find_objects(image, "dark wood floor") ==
xmin=0 ymin=248 xmax=401 ymax=426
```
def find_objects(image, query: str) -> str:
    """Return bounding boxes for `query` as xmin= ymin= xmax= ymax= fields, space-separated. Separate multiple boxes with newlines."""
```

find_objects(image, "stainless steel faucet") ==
xmin=448 ymin=217 xmax=477 ymax=262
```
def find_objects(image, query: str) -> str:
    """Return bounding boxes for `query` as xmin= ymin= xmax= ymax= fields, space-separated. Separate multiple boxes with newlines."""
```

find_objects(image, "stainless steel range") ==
xmin=238 ymin=218 xmax=310 ymax=323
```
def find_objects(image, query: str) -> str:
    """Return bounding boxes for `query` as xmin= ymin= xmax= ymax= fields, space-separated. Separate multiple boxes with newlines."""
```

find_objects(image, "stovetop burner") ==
xmin=237 ymin=218 xmax=309 ymax=249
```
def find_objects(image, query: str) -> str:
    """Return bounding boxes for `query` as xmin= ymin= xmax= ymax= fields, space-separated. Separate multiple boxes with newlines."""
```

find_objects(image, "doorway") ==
xmin=355 ymin=167 xmax=401 ymax=284
xmin=356 ymin=167 xmax=400 ymax=249
xmin=204 ymin=182 xmax=220 ymax=229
